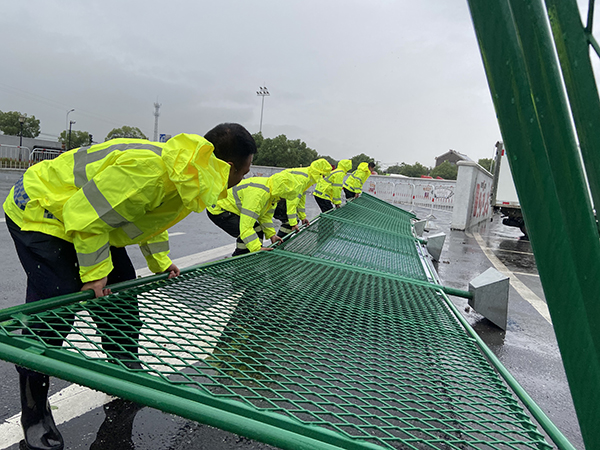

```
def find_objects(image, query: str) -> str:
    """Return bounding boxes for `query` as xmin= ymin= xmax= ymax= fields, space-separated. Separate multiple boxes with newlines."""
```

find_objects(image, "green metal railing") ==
xmin=0 ymin=194 xmax=574 ymax=449
xmin=468 ymin=1 xmax=600 ymax=449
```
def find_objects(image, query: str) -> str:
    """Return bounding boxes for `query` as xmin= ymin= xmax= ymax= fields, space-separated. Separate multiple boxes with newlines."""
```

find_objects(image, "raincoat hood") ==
xmin=268 ymin=171 xmax=301 ymax=201
xmin=161 ymin=133 xmax=231 ymax=213
xmin=357 ymin=162 xmax=370 ymax=173
xmin=307 ymin=158 xmax=332 ymax=182
xmin=338 ymin=159 xmax=352 ymax=173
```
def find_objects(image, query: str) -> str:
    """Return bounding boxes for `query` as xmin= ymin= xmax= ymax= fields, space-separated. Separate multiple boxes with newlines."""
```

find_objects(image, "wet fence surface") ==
xmin=0 ymin=194 xmax=565 ymax=449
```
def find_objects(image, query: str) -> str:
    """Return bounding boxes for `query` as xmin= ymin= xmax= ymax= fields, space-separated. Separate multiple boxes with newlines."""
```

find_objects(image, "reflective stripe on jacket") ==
xmin=281 ymin=159 xmax=331 ymax=225
xmin=281 ymin=168 xmax=311 ymax=226
xmin=208 ymin=177 xmax=277 ymax=252
xmin=3 ymin=134 xmax=230 ymax=282
xmin=314 ymin=159 xmax=352 ymax=205
xmin=207 ymin=173 xmax=300 ymax=252
xmin=343 ymin=162 xmax=372 ymax=193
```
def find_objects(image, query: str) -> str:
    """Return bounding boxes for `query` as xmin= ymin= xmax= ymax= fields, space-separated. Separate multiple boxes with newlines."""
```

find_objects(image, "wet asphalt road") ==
xmin=0 ymin=169 xmax=585 ymax=450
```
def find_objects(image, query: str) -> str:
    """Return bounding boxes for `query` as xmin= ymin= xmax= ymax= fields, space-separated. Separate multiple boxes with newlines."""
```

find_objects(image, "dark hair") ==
xmin=204 ymin=123 xmax=257 ymax=169
xmin=368 ymin=161 xmax=376 ymax=169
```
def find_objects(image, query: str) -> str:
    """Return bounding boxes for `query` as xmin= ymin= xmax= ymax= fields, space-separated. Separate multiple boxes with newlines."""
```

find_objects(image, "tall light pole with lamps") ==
xmin=68 ymin=120 xmax=76 ymax=150
xmin=66 ymin=109 xmax=75 ymax=137
xmin=256 ymin=86 xmax=270 ymax=133
xmin=18 ymin=114 xmax=26 ymax=147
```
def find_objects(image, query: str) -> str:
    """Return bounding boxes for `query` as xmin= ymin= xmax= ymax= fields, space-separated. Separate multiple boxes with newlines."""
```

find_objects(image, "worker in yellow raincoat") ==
xmin=313 ymin=159 xmax=352 ymax=212
xmin=207 ymin=171 xmax=301 ymax=255
xmin=273 ymin=158 xmax=332 ymax=237
xmin=3 ymin=123 xmax=256 ymax=450
xmin=343 ymin=161 xmax=375 ymax=199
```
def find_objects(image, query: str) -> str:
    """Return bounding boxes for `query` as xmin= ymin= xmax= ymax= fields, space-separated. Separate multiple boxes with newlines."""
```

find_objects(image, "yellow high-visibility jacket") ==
xmin=343 ymin=162 xmax=372 ymax=193
xmin=314 ymin=159 xmax=352 ymax=205
xmin=281 ymin=159 xmax=331 ymax=226
xmin=3 ymin=134 xmax=230 ymax=282
xmin=208 ymin=172 xmax=299 ymax=252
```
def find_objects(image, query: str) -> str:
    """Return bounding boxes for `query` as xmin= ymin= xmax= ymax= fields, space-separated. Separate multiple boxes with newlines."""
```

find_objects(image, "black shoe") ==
xmin=19 ymin=373 xmax=64 ymax=450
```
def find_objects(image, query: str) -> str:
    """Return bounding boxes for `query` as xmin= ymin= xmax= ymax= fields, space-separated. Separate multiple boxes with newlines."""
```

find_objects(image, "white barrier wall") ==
xmin=451 ymin=161 xmax=493 ymax=230
xmin=364 ymin=175 xmax=455 ymax=212
xmin=247 ymin=166 xmax=456 ymax=212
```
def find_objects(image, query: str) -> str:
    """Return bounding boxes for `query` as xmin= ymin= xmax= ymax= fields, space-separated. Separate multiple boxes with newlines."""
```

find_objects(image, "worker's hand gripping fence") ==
xmin=0 ymin=193 xmax=571 ymax=449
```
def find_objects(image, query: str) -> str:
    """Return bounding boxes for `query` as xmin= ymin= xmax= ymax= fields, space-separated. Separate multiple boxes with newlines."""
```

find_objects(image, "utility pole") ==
xmin=68 ymin=120 xmax=75 ymax=150
xmin=66 ymin=109 xmax=74 ymax=135
xmin=153 ymin=102 xmax=161 ymax=141
xmin=256 ymin=86 xmax=270 ymax=133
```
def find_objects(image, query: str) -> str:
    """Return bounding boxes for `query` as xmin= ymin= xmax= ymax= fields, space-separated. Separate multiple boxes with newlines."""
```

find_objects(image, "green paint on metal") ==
xmin=467 ymin=1 xmax=600 ymax=448
xmin=0 ymin=196 xmax=571 ymax=449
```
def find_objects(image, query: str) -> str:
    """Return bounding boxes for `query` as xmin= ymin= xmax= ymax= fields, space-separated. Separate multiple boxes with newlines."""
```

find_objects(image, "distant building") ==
xmin=0 ymin=134 xmax=63 ymax=150
xmin=434 ymin=149 xmax=473 ymax=167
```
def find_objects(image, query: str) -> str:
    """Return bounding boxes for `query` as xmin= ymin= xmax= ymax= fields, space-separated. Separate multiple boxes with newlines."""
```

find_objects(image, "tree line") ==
xmin=385 ymin=158 xmax=493 ymax=180
xmin=1 ymin=110 xmax=492 ymax=178
xmin=0 ymin=110 xmax=147 ymax=150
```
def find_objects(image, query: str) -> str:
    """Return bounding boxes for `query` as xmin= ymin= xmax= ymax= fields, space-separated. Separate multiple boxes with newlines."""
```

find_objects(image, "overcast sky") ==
xmin=0 ymin=1 xmax=595 ymax=167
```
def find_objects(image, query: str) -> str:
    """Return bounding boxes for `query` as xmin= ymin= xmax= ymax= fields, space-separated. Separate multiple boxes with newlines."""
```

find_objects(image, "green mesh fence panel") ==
xmin=0 ymin=198 xmax=562 ymax=449
xmin=327 ymin=200 xmax=414 ymax=237
xmin=280 ymin=214 xmax=429 ymax=281
xmin=351 ymin=194 xmax=417 ymax=220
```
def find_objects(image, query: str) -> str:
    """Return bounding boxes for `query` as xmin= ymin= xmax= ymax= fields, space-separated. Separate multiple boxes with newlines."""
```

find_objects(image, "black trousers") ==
xmin=343 ymin=187 xmax=357 ymax=199
xmin=314 ymin=195 xmax=334 ymax=213
xmin=274 ymin=199 xmax=294 ymax=238
xmin=6 ymin=215 xmax=139 ymax=374
xmin=207 ymin=210 xmax=264 ymax=256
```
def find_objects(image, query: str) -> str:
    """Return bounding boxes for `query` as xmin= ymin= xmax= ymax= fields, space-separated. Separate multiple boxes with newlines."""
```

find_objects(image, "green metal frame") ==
xmin=0 ymin=193 xmax=575 ymax=449
xmin=467 ymin=1 xmax=600 ymax=449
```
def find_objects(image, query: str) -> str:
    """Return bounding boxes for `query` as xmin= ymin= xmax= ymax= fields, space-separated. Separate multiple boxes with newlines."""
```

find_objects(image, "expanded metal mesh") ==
xmin=281 ymin=214 xmax=428 ymax=281
xmin=328 ymin=200 xmax=414 ymax=237
xmin=0 ymin=197 xmax=556 ymax=449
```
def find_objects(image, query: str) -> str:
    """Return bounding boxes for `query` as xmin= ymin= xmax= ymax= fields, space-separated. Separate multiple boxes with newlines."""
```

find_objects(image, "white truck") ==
xmin=490 ymin=141 xmax=527 ymax=237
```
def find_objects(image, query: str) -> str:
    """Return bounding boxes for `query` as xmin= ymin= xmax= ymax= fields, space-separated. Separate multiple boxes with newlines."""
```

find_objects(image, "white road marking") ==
xmin=169 ymin=232 xmax=185 ymax=237
xmin=0 ymin=218 xmax=5 ymax=223
xmin=135 ymin=244 xmax=234 ymax=277
xmin=511 ymin=271 xmax=540 ymax=278
xmin=1 ymin=385 xmax=114 ymax=448
xmin=0 ymin=243 xmax=236 ymax=450
xmin=471 ymin=231 xmax=552 ymax=324
xmin=494 ymin=248 xmax=534 ymax=256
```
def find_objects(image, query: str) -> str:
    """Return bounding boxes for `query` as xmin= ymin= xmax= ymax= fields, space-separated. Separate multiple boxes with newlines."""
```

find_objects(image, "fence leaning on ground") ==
xmin=0 ymin=193 xmax=575 ymax=450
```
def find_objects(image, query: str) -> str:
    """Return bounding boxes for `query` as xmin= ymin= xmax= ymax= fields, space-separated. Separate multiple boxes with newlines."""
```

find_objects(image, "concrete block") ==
xmin=426 ymin=233 xmax=446 ymax=261
xmin=413 ymin=220 xmax=426 ymax=237
xmin=468 ymin=268 xmax=509 ymax=330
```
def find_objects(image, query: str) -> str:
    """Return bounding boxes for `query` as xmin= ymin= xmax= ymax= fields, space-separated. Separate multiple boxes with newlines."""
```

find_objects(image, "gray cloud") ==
xmin=1 ymin=0 xmax=594 ymax=166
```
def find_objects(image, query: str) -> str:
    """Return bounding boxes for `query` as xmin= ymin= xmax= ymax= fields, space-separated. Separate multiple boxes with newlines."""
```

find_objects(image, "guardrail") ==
xmin=0 ymin=144 xmax=64 ymax=170
xmin=29 ymin=148 xmax=63 ymax=164
xmin=0 ymin=144 xmax=30 ymax=169
xmin=248 ymin=166 xmax=457 ymax=212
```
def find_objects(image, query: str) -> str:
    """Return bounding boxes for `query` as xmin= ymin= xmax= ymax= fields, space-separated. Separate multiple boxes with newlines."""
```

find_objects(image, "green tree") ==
xmin=0 ymin=111 xmax=40 ymax=138
xmin=105 ymin=126 xmax=148 ymax=141
xmin=59 ymin=130 xmax=92 ymax=150
xmin=349 ymin=153 xmax=380 ymax=172
xmin=478 ymin=157 xmax=493 ymax=173
xmin=252 ymin=133 xmax=319 ymax=168
xmin=394 ymin=162 xmax=430 ymax=177
xmin=430 ymin=161 xmax=458 ymax=179
xmin=385 ymin=164 xmax=403 ymax=175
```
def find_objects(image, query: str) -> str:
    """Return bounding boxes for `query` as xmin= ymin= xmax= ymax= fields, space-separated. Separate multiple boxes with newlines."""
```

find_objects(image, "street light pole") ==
xmin=68 ymin=120 xmax=76 ymax=150
xmin=18 ymin=114 xmax=26 ymax=147
xmin=256 ymin=86 xmax=270 ymax=133
xmin=66 ymin=109 xmax=75 ymax=137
